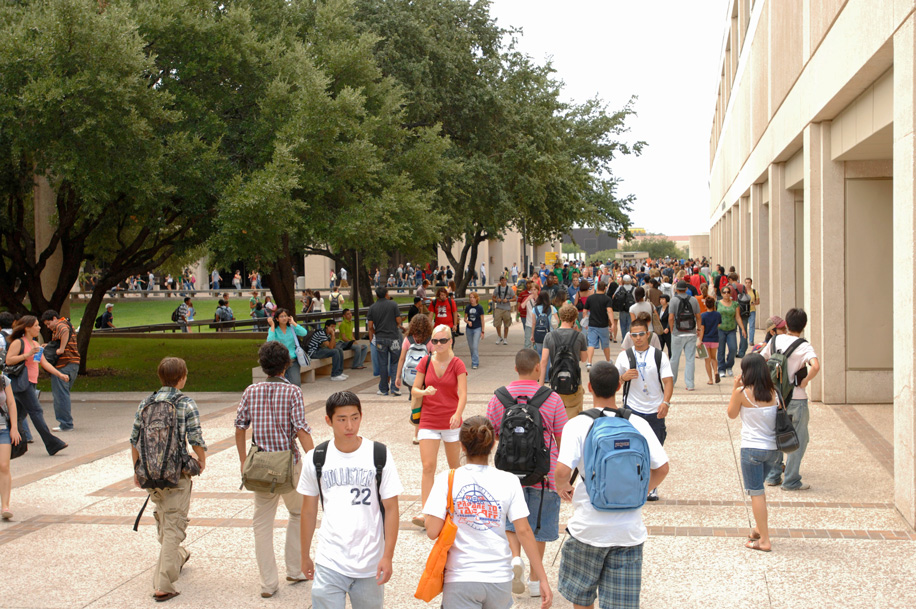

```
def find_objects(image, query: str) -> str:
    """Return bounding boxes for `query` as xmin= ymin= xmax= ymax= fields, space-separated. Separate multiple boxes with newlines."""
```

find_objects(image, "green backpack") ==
xmin=766 ymin=337 xmax=807 ymax=403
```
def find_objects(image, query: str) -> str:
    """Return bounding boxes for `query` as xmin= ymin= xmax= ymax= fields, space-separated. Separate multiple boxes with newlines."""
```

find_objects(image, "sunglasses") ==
xmin=630 ymin=331 xmax=648 ymax=338
xmin=430 ymin=338 xmax=451 ymax=345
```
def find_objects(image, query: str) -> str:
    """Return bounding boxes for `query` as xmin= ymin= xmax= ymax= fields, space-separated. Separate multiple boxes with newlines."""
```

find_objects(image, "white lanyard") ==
xmin=636 ymin=349 xmax=651 ymax=395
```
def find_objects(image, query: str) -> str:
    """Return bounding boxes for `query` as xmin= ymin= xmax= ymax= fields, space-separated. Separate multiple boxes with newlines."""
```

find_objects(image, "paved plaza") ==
xmin=2 ymin=323 xmax=914 ymax=609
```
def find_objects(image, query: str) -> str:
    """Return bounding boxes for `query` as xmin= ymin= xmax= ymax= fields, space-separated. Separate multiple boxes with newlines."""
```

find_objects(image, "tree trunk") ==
xmin=264 ymin=234 xmax=297 ymax=312
xmin=75 ymin=278 xmax=119 ymax=375
xmin=356 ymin=264 xmax=375 ymax=306
xmin=442 ymin=230 xmax=485 ymax=298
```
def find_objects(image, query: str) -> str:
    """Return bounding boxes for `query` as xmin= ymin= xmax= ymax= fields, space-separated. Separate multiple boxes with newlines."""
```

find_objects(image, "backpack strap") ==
xmin=622 ymin=348 xmax=637 ymax=407
xmin=313 ymin=440 xmax=330 ymax=510
xmin=373 ymin=441 xmax=387 ymax=528
xmin=654 ymin=348 xmax=663 ymax=388
xmin=782 ymin=338 xmax=807 ymax=359
xmin=569 ymin=407 xmax=631 ymax=484
xmin=527 ymin=385 xmax=554 ymax=410
xmin=494 ymin=386 xmax=515 ymax=409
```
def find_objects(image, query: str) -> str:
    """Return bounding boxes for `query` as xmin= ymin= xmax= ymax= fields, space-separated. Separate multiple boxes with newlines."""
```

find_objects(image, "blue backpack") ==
xmin=571 ymin=407 xmax=650 ymax=511
xmin=532 ymin=305 xmax=552 ymax=344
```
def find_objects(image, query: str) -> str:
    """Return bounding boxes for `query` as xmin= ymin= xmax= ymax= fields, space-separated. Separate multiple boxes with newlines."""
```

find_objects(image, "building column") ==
xmin=804 ymin=122 xmax=846 ymax=405
xmin=893 ymin=14 xmax=916 ymax=528
xmin=750 ymin=183 xmax=769 ymax=322
xmin=768 ymin=163 xmax=796 ymax=317
xmin=738 ymin=195 xmax=749 ymax=277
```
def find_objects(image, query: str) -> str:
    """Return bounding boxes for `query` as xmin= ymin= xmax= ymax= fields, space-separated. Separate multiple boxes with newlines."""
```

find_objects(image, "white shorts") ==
xmin=417 ymin=428 xmax=460 ymax=443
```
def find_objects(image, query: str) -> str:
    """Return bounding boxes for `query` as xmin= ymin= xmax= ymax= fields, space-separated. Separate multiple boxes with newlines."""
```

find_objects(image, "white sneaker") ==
xmin=330 ymin=375 xmax=346 ymax=381
xmin=496 ymin=338 xmax=503 ymax=345
xmin=528 ymin=580 xmax=541 ymax=597
xmin=339 ymin=374 xmax=349 ymax=379
xmin=511 ymin=557 xmax=525 ymax=594
xmin=503 ymin=338 xmax=509 ymax=345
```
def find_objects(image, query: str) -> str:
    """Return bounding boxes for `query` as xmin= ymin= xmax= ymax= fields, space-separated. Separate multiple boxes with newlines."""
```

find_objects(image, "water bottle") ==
xmin=33 ymin=346 xmax=43 ymax=362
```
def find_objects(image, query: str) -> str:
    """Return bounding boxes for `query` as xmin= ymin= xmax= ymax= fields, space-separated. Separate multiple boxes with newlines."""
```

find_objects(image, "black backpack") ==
xmin=549 ymin=331 xmax=581 ymax=395
xmin=612 ymin=287 xmax=635 ymax=313
xmin=313 ymin=440 xmax=388 ymax=530
xmin=736 ymin=287 xmax=751 ymax=318
xmin=493 ymin=385 xmax=553 ymax=532
xmin=171 ymin=306 xmax=181 ymax=322
xmin=673 ymin=295 xmax=696 ymax=332
xmin=621 ymin=347 xmax=663 ymax=408
xmin=94 ymin=315 xmax=104 ymax=329
xmin=493 ymin=385 xmax=553 ymax=487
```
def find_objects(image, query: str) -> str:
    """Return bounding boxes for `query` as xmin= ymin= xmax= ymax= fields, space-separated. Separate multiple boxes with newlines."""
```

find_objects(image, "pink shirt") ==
xmin=486 ymin=380 xmax=568 ymax=491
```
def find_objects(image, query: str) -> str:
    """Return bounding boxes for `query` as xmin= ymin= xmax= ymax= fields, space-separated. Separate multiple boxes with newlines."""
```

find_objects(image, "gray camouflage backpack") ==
xmin=134 ymin=394 xmax=184 ymax=489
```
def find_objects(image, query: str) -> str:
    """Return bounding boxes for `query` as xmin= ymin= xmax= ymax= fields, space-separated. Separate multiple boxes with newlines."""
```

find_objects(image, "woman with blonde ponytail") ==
xmin=411 ymin=324 xmax=467 ymax=528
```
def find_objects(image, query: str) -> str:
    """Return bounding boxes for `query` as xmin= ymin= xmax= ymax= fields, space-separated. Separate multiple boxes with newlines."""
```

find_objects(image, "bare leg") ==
xmin=0 ymin=445 xmax=11 ymax=511
xmin=443 ymin=441 xmax=461 ymax=469
xmin=602 ymin=347 xmax=611 ymax=362
xmin=418 ymin=438 xmax=441 ymax=519
xmin=587 ymin=346 xmax=595 ymax=364
xmin=748 ymin=494 xmax=771 ymax=550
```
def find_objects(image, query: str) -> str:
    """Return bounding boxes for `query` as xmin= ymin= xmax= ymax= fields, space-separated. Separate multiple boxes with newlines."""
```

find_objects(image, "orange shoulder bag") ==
xmin=414 ymin=469 xmax=458 ymax=602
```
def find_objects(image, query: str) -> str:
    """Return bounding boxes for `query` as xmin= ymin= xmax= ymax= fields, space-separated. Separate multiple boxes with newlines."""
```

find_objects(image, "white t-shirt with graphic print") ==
xmin=422 ymin=464 xmax=528 ymax=584
xmin=298 ymin=438 xmax=403 ymax=579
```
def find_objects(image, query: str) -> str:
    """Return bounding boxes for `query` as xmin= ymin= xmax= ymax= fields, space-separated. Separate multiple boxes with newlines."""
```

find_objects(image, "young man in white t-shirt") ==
xmin=555 ymin=362 xmax=669 ymax=609
xmin=615 ymin=317 xmax=674 ymax=500
xmin=758 ymin=308 xmax=820 ymax=491
xmin=298 ymin=392 xmax=403 ymax=609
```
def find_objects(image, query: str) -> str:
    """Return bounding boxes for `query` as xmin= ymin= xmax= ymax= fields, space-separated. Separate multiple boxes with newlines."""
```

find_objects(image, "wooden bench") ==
xmin=252 ymin=349 xmax=356 ymax=385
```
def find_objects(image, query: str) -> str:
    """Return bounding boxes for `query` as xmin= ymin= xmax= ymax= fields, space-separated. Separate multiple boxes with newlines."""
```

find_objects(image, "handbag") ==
xmin=414 ymin=469 xmax=457 ymax=602
xmin=240 ymin=443 xmax=295 ymax=494
xmin=651 ymin=308 xmax=663 ymax=335
xmin=774 ymin=393 xmax=800 ymax=453
xmin=3 ymin=339 xmax=32 ymax=393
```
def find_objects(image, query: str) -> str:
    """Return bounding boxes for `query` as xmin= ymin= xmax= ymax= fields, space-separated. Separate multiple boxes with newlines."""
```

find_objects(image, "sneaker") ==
xmin=472 ymin=365 xmax=478 ymax=370
xmin=330 ymin=375 xmax=346 ymax=381
xmin=511 ymin=557 xmax=525 ymax=594
xmin=503 ymin=338 xmax=509 ymax=345
xmin=391 ymin=390 xmax=401 ymax=397
xmin=647 ymin=488 xmax=659 ymax=501
xmin=765 ymin=478 xmax=782 ymax=486
xmin=52 ymin=426 xmax=74 ymax=432
xmin=496 ymin=338 xmax=503 ymax=345
xmin=586 ymin=363 xmax=592 ymax=369
xmin=528 ymin=580 xmax=541 ymax=597
xmin=782 ymin=483 xmax=811 ymax=491
xmin=376 ymin=390 xmax=389 ymax=396
xmin=726 ymin=369 xmax=734 ymax=377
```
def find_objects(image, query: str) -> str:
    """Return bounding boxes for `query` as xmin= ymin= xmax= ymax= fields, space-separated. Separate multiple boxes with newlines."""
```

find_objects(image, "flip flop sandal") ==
xmin=1 ymin=509 xmax=12 ymax=520
xmin=154 ymin=592 xmax=180 ymax=602
xmin=745 ymin=539 xmax=770 ymax=552
xmin=747 ymin=530 xmax=760 ymax=541
xmin=411 ymin=515 xmax=426 ymax=528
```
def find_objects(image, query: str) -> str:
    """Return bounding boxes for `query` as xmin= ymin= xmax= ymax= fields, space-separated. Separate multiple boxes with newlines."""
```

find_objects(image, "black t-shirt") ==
xmin=407 ymin=304 xmax=420 ymax=322
xmin=367 ymin=298 xmax=401 ymax=341
xmin=607 ymin=281 xmax=619 ymax=297
xmin=585 ymin=293 xmax=613 ymax=328
xmin=101 ymin=311 xmax=114 ymax=327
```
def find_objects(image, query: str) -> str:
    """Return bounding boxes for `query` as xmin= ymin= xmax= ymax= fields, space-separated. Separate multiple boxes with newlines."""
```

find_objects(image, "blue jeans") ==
xmin=523 ymin=323 xmax=532 ymax=350
xmin=669 ymin=333 xmax=696 ymax=389
xmin=505 ymin=488 xmax=561 ymax=542
xmin=765 ymin=399 xmax=810 ymax=489
xmin=374 ymin=339 xmax=400 ymax=394
xmin=341 ymin=342 xmax=368 ymax=368
xmin=285 ymin=362 xmax=301 ymax=386
xmin=618 ymin=314 xmax=631 ymax=342
xmin=14 ymin=385 xmax=67 ymax=454
xmin=466 ymin=327 xmax=482 ymax=367
xmin=741 ymin=447 xmax=781 ymax=496
xmin=738 ymin=312 xmax=756 ymax=357
xmin=535 ymin=342 xmax=550 ymax=378
xmin=311 ymin=348 xmax=344 ymax=377
xmin=312 ymin=564 xmax=384 ymax=609
xmin=717 ymin=328 xmax=737 ymax=373
xmin=51 ymin=362 xmax=79 ymax=429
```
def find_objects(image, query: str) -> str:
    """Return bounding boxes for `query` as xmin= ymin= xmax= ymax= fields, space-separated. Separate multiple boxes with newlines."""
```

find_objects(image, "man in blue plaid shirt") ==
xmin=235 ymin=341 xmax=315 ymax=598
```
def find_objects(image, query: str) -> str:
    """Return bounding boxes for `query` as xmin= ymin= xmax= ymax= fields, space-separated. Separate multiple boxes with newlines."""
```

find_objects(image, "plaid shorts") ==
xmin=558 ymin=535 xmax=644 ymax=609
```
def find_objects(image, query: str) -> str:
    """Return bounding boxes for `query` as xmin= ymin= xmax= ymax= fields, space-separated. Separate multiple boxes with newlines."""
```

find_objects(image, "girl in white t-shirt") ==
xmin=423 ymin=416 xmax=553 ymax=608
xmin=727 ymin=354 xmax=779 ymax=553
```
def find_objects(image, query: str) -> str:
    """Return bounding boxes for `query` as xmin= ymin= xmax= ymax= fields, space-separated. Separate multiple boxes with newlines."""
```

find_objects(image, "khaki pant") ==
xmin=493 ymin=308 xmax=512 ymax=330
xmin=559 ymin=386 xmax=585 ymax=422
xmin=149 ymin=477 xmax=192 ymax=594
xmin=252 ymin=462 xmax=304 ymax=595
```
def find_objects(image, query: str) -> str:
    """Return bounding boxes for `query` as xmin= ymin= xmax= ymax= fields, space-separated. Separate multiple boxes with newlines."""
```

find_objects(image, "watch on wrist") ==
xmin=662 ymin=401 xmax=670 ymax=406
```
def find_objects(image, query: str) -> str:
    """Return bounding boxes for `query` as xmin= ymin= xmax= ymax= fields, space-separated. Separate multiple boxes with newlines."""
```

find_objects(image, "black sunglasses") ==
xmin=430 ymin=338 xmax=451 ymax=345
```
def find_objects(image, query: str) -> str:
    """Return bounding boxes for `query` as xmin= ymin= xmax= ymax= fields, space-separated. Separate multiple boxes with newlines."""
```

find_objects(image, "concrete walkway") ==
xmin=3 ymin=322 xmax=914 ymax=608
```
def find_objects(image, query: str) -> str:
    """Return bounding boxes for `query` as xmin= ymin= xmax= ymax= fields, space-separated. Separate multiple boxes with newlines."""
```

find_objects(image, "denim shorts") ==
xmin=505 ymin=487 xmax=561 ymax=542
xmin=0 ymin=427 xmax=9 ymax=445
xmin=740 ymin=447 xmax=781 ymax=496
xmin=587 ymin=326 xmax=610 ymax=349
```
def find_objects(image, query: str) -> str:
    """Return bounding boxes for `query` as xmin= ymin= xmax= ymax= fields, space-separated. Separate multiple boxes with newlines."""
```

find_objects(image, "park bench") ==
xmin=251 ymin=349 xmax=356 ymax=385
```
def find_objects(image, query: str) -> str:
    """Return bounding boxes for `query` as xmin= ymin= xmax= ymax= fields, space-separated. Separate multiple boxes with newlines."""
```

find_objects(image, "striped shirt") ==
xmin=235 ymin=377 xmax=311 ymax=463
xmin=50 ymin=318 xmax=80 ymax=368
xmin=130 ymin=387 xmax=207 ymax=458
xmin=486 ymin=380 xmax=568 ymax=491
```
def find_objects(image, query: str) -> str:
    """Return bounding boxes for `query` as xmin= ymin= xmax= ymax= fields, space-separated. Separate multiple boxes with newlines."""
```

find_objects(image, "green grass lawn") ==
xmin=36 ymin=336 xmax=264 ymax=392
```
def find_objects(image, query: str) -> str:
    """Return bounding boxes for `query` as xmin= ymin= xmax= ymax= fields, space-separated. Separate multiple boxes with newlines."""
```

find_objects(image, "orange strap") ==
xmin=446 ymin=469 xmax=455 ymax=514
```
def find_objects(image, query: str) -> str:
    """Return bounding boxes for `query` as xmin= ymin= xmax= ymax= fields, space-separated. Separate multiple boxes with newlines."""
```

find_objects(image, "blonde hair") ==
xmin=431 ymin=324 xmax=455 ymax=359
xmin=558 ymin=302 xmax=578 ymax=324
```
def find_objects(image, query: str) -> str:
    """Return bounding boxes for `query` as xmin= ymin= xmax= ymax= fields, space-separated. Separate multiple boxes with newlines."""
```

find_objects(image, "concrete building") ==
xmin=707 ymin=0 xmax=916 ymax=526
xmin=562 ymin=229 xmax=619 ymax=255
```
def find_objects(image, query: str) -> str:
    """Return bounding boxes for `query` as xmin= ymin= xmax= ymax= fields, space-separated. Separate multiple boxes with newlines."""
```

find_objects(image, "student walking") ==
xmin=40 ymin=310 xmax=80 ymax=432
xmin=727 ymin=354 xmax=780 ymax=552
xmin=487 ymin=349 xmax=566 ymax=599
xmin=668 ymin=280 xmax=702 ymax=391
xmin=701 ymin=297 xmax=722 ymax=384
xmin=716 ymin=288 xmax=746 ymax=377
xmin=299 ymin=392 xmax=403 ymax=609
xmin=759 ymin=308 xmax=820 ymax=490
xmin=0 ymin=375 xmax=21 ymax=521
xmin=492 ymin=276 xmax=515 ymax=344
xmin=235 ymin=342 xmax=314 ymax=598
xmin=129 ymin=357 xmax=207 ymax=602
xmin=367 ymin=287 xmax=403 ymax=397
xmin=464 ymin=292 xmax=485 ymax=369
xmin=410 ymin=325 xmax=467 ymax=528
xmin=540 ymin=303 xmax=588 ymax=420
xmin=422 ymin=416 xmax=553 ymax=608
xmin=555 ymin=362 xmax=669 ymax=609
xmin=584 ymin=281 xmax=614 ymax=368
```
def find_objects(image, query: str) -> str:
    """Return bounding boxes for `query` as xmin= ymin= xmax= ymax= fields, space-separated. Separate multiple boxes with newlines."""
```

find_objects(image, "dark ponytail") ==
xmin=459 ymin=416 xmax=495 ymax=458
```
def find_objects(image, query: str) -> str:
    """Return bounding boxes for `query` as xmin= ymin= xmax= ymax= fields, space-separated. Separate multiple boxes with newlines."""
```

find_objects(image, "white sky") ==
xmin=488 ymin=0 xmax=727 ymax=236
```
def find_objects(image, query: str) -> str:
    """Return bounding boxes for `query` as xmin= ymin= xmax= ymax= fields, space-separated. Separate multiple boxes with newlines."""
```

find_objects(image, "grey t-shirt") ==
xmin=493 ymin=285 xmax=513 ymax=310
xmin=670 ymin=293 xmax=700 ymax=336
xmin=543 ymin=328 xmax=587 ymax=363
xmin=367 ymin=298 xmax=402 ymax=341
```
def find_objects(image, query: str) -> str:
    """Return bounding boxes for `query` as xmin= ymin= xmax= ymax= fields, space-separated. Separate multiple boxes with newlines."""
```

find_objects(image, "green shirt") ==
xmin=339 ymin=319 xmax=355 ymax=341
xmin=717 ymin=300 xmax=739 ymax=332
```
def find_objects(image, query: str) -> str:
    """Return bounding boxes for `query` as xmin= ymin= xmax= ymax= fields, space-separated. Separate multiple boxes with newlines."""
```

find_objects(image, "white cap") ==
xmin=623 ymin=274 xmax=632 ymax=283
xmin=105 ymin=303 xmax=114 ymax=309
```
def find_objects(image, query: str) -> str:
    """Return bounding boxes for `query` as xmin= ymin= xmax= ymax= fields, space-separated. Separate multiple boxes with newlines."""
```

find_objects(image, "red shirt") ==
xmin=432 ymin=298 xmax=456 ymax=328
xmin=517 ymin=290 xmax=531 ymax=318
xmin=416 ymin=356 xmax=467 ymax=430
